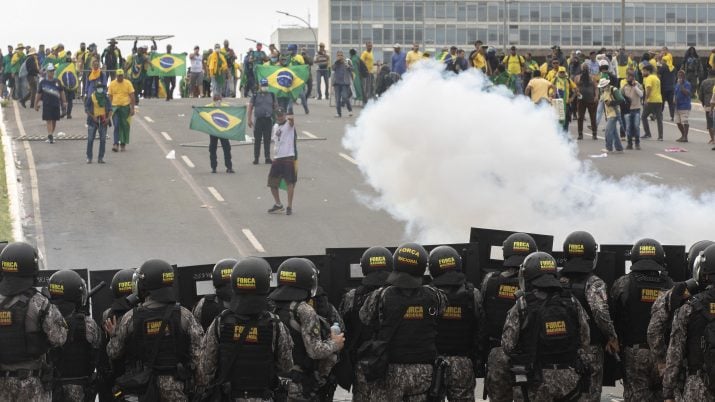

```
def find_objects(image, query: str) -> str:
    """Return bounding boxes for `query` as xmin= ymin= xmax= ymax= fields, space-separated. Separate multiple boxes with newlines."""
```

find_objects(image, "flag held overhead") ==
xmin=55 ymin=62 xmax=79 ymax=90
xmin=256 ymin=65 xmax=310 ymax=100
xmin=189 ymin=106 xmax=247 ymax=141
xmin=148 ymin=53 xmax=186 ymax=77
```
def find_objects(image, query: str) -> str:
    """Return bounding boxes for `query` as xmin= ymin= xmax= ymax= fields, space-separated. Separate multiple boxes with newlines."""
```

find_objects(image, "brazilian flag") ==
xmin=189 ymin=106 xmax=247 ymax=141
xmin=255 ymin=64 xmax=309 ymax=100
xmin=55 ymin=62 xmax=79 ymax=91
xmin=147 ymin=53 xmax=186 ymax=77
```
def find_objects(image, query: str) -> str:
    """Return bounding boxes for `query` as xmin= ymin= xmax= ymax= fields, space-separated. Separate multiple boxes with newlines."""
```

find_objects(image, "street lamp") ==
xmin=245 ymin=37 xmax=259 ymax=44
xmin=276 ymin=10 xmax=319 ymax=57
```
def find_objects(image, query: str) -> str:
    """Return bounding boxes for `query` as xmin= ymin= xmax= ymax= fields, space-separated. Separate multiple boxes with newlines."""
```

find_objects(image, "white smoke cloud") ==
xmin=343 ymin=61 xmax=714 ymax=247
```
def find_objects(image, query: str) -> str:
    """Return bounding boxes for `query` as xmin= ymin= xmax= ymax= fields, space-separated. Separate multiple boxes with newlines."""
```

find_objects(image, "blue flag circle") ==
xmin=211 ymin=112 xmax=230 ymax=128
xmin=160 ymin=56 xmax=175 ymax=69
xmin=276 ymin=71 xmax=294 ymax=88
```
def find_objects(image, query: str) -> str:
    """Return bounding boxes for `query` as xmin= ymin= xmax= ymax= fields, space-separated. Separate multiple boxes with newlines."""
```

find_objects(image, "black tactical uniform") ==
xmin=193 ymin=258 xmax=236 ymax=331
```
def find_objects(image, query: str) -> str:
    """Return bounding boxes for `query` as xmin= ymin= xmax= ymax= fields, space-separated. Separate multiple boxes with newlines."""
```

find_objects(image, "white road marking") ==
xmin=160 ymin=131 xmax=172 ymax=141
xmin=181 ymin=155 xmax=195 ymax=168
xmin=338 ymin=152 xmax=358 ymax=165
xmin=302 ymin=130 xmax=317 ymax=139
xmin=242 ymin=229 xmax=266 ymax=253
xmin=663 ymin=121 xmax=709 ymax=135
xmin=143 ymin=116 xmax=154 ymax=123
xmin=655 ymin=153 xmax=695 ymax=167
xmin=208 ymin=186 xmax=225 ymax=202
xmin=13 ymin=102 xmax=47 ymax=268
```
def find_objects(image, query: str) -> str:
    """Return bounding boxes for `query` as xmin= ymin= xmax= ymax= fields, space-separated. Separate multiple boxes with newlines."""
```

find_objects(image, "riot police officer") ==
xmin=0 ymin=242 xmax=67 ymax=401
xmin=47 ymin=270 xmax=101 ymax=401
xmin=308 ymin=283 xmax=343 ymax=402
xmin=98 ymin=268 xmax=138 ymax=402
xmin=197 ymin=257 xmax=294 ymax=400
xmin=481 ymin=232 xmax=537 ymax=402
xmin=429 ymin=245 xmax=485 ymax=402
xmin=648 ymin=239 xmax=713 ymax=395
xmin=663 ymin=243 xmax=715 ymax=402
xmin=558 ymin=231 xmax=619 ymax=402
xmin=611 ymin=238 xmax=673 ymax=401
xmin=105 ymin=259 xmax=204 ymax=401
xmin=338 ymin=246 xmax=393 ymax=402
xmin=359 ymin=243 xmax=448 ymax=401
xmin=269 ymin=258 xmax=344 ymax=401
xmin=193 ymin=258 xmax=236 ymax=331
xmin=502 ymin=252 xmax=590 ymax=401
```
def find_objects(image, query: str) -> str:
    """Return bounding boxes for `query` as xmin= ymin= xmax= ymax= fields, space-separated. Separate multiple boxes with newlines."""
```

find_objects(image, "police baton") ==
xmin=88 ymin=281 xmax=107 ymax=299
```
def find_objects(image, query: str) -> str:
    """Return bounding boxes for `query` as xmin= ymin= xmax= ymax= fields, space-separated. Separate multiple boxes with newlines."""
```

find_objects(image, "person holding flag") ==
xmin=84 ymin=82 xmax=112 ymax=163
xmin=34 ymin=64 xmax=66 ymax=144
xmin=205 ymin=94 xmax=234 ymax=174
xmin=267 ymin=109 xmax=297 ymax=215
xmin=208 ymin=44 xmax=228 ymax=99
xmin=108 ymin=69 xmax=135 ymax=152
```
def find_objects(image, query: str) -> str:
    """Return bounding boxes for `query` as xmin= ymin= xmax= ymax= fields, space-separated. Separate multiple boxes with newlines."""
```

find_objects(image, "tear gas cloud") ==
xmin=343 ymin=62 xmax=713 ymax=247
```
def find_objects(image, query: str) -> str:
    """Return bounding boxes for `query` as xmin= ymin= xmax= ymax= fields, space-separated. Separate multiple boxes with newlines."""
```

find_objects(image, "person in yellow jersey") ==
xmin=709 ymin=49 xmax=715 ymax=73
xmin=660 ymin=47 xmax=674 ymax=72
xmin=469 ymin=40 xmax=488 ymax=74
xmin=502 ymin=46 xmax=525 ymax=95
xmin=208 ymin=44 xmax=228 ymax=98
xmin=406 ymin=43 xmax=422 ymax=70
xmin=107 ymin=69 xmax=135 ymax=152
xmin=84 ymin=83 xmax=112 ymax=163
xmin=360 ymin=41 xmax=375 ymax=102
xmin=545 ymin=58 xmax=562 ymax=82
xmin=525 ymin=70 xmax=554 ymax=105
xmin=552 ymin=66 xmax=578 ymax=132
xmin=641 ymin=64 xmax=663 ymax=141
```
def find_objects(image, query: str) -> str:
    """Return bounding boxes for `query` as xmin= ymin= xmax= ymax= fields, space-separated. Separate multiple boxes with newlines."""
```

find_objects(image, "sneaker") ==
xmin=253 ymin=159 xmax=259 ymax=165
xmin=334 ymin=114 xmax=341 ymax=118
xmin=657 ymin=137 xmax=663 ymax=141
xmin=46 ymin=135 xmax=54 ymax=144
xmin=635 ymin=144 xmax=641 ymax=150
xmin=641 ymin=134 xmax=651 ymax=139
xmin=577 ymin=134 xmax=583 ymax=140
xmin=626 ymin=144 xmax=633 ymax=150
xmin=265 ymin=158 xmax=272 ymax=164
xmin=268 ymin=204 xmax=284 ymax=214
xmin=112 ymin=144 xmax=118 ymax=152
xmin=86 ymin=159 xmax=92 ymax=164
xmin=211 ymin=168 xmax=216 ymax=173
xmin=98 ymin=159 xmax=105 ymax=164
xmin=286 ymin=207 xmax=292 ymax=216
xmin=592 ymin=135 xmax=598 ymax=140
xmin=226 ymin=168 xmax=235 ymax=173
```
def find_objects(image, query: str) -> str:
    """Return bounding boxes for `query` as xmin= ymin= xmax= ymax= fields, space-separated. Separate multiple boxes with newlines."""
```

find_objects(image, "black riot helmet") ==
xmin=212 ymin=258 xmax=237 ymax=289
xmin=561 ymin=231 xmax=598 ymax=273
xmin=695 ymin=244 xmax=715 ymax=287
xmin=687 ymin=240 xmax=714 ymax=276
xmin=630 ymin=238 xmax=666 ymax=272
xmin=230 ymin=257 xmax=272 ymax=314
xmin=428 ymin=245 xmax=465 ymax=286
xmin=387 ymin=242 xmax=428 ymax=288
xmin=110 ymin=269 xmax=136 ymax=299
xmin=268 ymin=258 xmax=318 ymax=302
xmin=360 ymin=246 xmax=393 ymax=286
xmin=0 ymin=241 xmax=39 ymax=296
xmin=132 ymin=259 xmax=176 ymax=302
xmin=48 ymin=270 xmax=88 ymax=306
xmin=502 ymin=233 xmax=538 ymax=268
xmin=519 ymin=251 xmax=561 ymax=291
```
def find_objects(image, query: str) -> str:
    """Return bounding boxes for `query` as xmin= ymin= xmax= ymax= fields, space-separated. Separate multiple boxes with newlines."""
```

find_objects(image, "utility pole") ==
xmin=621 ymin=0 xmax=626 ymax=48
xmin=503 ymin=0 xmax=508 ymax=52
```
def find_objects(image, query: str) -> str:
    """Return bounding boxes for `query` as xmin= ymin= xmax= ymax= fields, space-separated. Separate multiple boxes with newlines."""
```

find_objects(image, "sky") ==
xmin=2 ymin=0 xmax=318 ymax=59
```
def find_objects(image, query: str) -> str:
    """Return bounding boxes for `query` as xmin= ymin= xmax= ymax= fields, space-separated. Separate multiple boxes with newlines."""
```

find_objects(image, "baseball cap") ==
xmin=46 ymin=64 xmax=55 ymax=71
xmin=116 ymin=68 xmax=124 ymax=76
xmin=598 ymin=78 xmax=610 ymax=88
xmin=558 ymin=66 xmax=567 ymax=72
xmin=394 ymin=43 xmax=401 ymax=48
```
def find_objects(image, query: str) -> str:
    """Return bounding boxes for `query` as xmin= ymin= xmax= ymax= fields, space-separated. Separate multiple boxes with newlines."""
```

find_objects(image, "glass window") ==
xmin=436 ymin=1 xmax=446 ymax=19
xmin=384 ymin=4 xmax=394 ymax=19
xmin=593 ymin=4 xmax=602 ymax=23
xmin=531 ymin=31 xmax=540 ymax=47
xmin=467 ymin=5 xmax=477 ymax=21
xmin=710 ymin=5 xmax=715 ymax=22
xmin=478 ymin=28 xmax=487 ymax=42
xmin=710 ymin=32 xmax=715 ymax=46
xmin=415 ymin=4 xmax=424 ymax=21
xmin=362 ymin=4 xmax=371 ymax=20
xmin=655 ymin=5 xmax=665 ymax=23
xmin=665 ymin=28 xmax=676 ymax=46
xmin=634 ymin=27 xmax=644 ymax=47
xmin=697 ymin=5 xmax=706 ymax=23
xmin=603 ymin=25 xmax=613 ymax=46
xmin=468 ymin=28 xmax=477 ymax=44
xmin=394 ymin=26 xmax=404 ymax=43
xmin=488 ymin=4 xmax=499 ymax=21
xmin=415 ymin=30 xmax=423 ymax=43
xmin=341 ymin=27 xmax=351 ymax=44
xmin=676 ymin=6 xmax=685 ymax=23
xmin=531 ymin=7 xmax=540 ymax=22
xmin=645 ymin=6 xmax=655 ymax=23
xmin=541 ymin=26 xmax=550 ymax=46
xmin=687 ymin=5 xmax=696 ymax=23
xmin=540 ymin=4 xmax=550 ymax=22
xmin=655 ymin=29 xmax=664 ymax=46
xmin=446 ymin=24 xmax=456 ymax=44
xmin=353 ymin=5 xmax=361 ymax=21
xmin=425 ymin=26 xmax=435 ymax=44
xmin=551 ymin=4 xmax=560 ymax=22
xmin=373 ymin=28 xmax=383 ymax=44
xmin=405 ymin=28 xmax=414 ymax=44
xmin=508 ymin=3 xmax=518 ymax=21
xmin=624 ymin=4 xmax=634 ymax=23
xmin=362 ymin=27 xmax=372 ymax=43
xmin=425 ymin=2 xmax=435 ymax=19
xmin=612 ymin=4 xmax=621 ymax=23
xmin=572 ymin=4 xmax=581 ymax=23
xmin=613 ymin=29 xmax=621 ymax=46
xmin=604 ymin=4 xmax=613 ymax=22
xmin=625 ymin=27 xmax=634 ymax=47
xmin=520 ymin=29 xmax=529 ymax=44
xmin=458 ymin=3 xmax=467 ymax=22
xmin=383 ymin=25 xmax=393 ymax=43
xmin=582 ymin=26 xmax=592 ymax=46
xmin=645 ymin=27 xmax=655 ymax=46
xmin=405 ymin=3 xmax=414 ymax=21
xmin=331 ymin=24 xmax=341 ymax=44
xmin=677 ymin=29 xmax=685 ymax=45
xmin=582 ymin=4 xmax=591 ymax=22
xmin=634 ymin=4 xmax=644 ymax=23
xmin=446 ymin=2 xmax=456 ymax=19
xmin=519 ymin=3 xmax=530 ymax=22
xmin=457 ymin=28 xmax=467 ymax=44
xmin=666 ymin=5 xmax=676 ymax=22
xmin=342 ymin=5 xmax=351 ymax=20
xmin=331 ymin=5 xmax=340 ymax=21
xmin=477 ymin=4 xmax=487 ymax=22
xmin=698 ymin=26 xmax=707 ymax=47
xmin=562 ymin=5 xmax=570 ymax=22
xmin=561 ymin=26 xmax=571 ymax=46
xmin=437 ymin=24 xmax=446 ymax=44
xmin=352 ymin=25 xmax=360 ymax=43
xmin=488 ymin=26 xmax=498 ymax=43
xmin=593 ymin=27 xmax=602 ymax=46
xmin=687 ymin=31 xmax=696 ymax=46
xmin=374 ymin=3 xmax=383 ymax=19
xmin=394 ymin=4 xmax=404 ymax=21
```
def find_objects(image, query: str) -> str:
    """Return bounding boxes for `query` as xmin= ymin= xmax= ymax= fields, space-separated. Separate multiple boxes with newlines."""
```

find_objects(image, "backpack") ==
xmin=610 ymin=87 xmax=626 ymax=106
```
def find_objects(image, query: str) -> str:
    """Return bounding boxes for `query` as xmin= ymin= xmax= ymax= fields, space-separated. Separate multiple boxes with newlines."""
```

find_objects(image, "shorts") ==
xmin=707 ymin=111 xmax=714 ymax=130
xmin=267 ymin=157 xmax=297 ymax=188
xmin=42 ymin=105 xmax=61 ymax=121
xmin=189 ymin=72 xmax=203 ymax=88
xmin=675 ymin=109 xmax=690 ymax=125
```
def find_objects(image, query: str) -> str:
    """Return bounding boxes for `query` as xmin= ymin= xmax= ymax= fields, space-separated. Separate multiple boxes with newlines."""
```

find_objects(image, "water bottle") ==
xmin=330 ymin=322 xmax=342 ymax=335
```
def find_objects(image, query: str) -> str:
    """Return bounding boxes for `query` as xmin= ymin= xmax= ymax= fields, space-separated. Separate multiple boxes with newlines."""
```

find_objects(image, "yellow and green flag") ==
xmin=147 ymin=53 xmax=186 ymax=77
xmin=255 ymin=64 xmax=309 ymax=100
xmin=189 ymin=106 xmax=247 ymax=141
xmin=56 ymin=62 xmax=79 ymax=90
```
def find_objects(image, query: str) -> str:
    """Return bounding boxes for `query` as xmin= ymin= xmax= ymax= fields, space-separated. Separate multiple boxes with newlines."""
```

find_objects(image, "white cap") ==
xmin=575 ymin=50 xmax=582 ymax=55
xmin=46 ymin=64 xmax=55 ymax=71
xmin=598 ymin=78 xmax=610 ymax=88
xmin=598 ymin=59 xmax=609 ymax=67
xmin=394 ymin=43 xmax=401 ymax=48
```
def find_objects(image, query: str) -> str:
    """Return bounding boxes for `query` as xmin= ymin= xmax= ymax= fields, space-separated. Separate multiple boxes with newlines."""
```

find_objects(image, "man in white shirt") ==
xmin=189 ymin=45 xmax=204 ymax=97
xmin=267 ymin=108 xmax=297 ymax=215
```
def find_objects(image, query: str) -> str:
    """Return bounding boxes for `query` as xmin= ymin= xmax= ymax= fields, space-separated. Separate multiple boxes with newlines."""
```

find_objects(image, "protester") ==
xmin=267 ymin=109 xmax=297 ymax=216
xmin=552 ymin=66 xmax=578 ymax=132
xmin=683 ymin=47 xmax=703 ymax=97
xmin=599 ymin=78 xmax=624 ymax=153
xmin=162 ymin=44 xmax=177 ymax=101
xmin=107 ymin=69 xmax=135 ymax=152
xmin=641 ymin=64 xmax=664 ymax=141
xmin=21 ymin=48 xmax=40 ymax=108
xmin=85 ymin=83 xmax=112 ymax=163
xmin=206 ymin=93 xmax=234 ymax=174
xmin=469 ymin=40 xmax=488 ymax=74
xmin=674 ymin=70 xmax=692 ymax=143
xmin=247 ymin=78 xmax=277 ymax=165
xmin=406 ymin=43 xmax=422 ymax=70
xmin=188 ymin=46 xmax=203 ymax=98
xmin=221 ymin=40 xmax=236 ymax=97
xmin=699 ymin=69 xmax=715 ymax=144
xmin=208 ymin=44 xmax=228 ymax=98
xmin=349 ymin=49 xmax=364 ymax=103
xmin=621 ymin=69 xmax=644 ymax=150
xmin=658 ymin=57 xmax=676 ymax=122
xmin=85 ymin=58 xmax=107 ymax=98
xmin=502 ymin=46 xmax=525 ymax=95
xmin=391 ymin=44 xmax=406 ymax=77
xmin=577 ymin=64 xmax=599 ymax=140
xmin=524 ymin=70 xmax=553 ymax=105
xmin=446 ymin=49 xmax=469 ymax=75
xmin=360 ymin=41 xmax=375 ymax=102
xmin=332 ymin=50 xmax=353 ymax=118
xmin=287 ymin=44 xmax=309 ymax=114
xmin=101 ymin=39 xmax=122 ymax=80
xmin=314 ymin=43 xmax=330 ymax=100
xmin=34 ymin=63 xmax=66 ymax=144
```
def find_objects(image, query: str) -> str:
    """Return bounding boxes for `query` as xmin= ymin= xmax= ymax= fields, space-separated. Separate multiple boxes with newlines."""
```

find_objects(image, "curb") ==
xmin=0 ymin=104 xmax=24 ymax=241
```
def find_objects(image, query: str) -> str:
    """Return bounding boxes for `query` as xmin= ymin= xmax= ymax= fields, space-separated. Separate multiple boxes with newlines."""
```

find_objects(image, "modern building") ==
xmin=270 ymin=27 xmax=320 ymax=58
xmin=319 ymin=0 xmax=715 ymax=62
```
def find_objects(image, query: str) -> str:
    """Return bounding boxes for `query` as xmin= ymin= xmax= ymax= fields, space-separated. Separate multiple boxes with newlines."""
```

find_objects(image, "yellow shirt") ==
xmin=90 ymin=93 xmax=108 ymax=118
xmin=108 ymin=79 xmax=135 ymax=107
xmin=545 ymin=68 xmax=560 ymax=82
xmin=472 ymin=52 xmax=486 ymax=70
xmin=290 ymin=54 xmax=305 ymax=65
xmin=502 ymin=54 xmax=524 ymax=75
xmin=662 ymin=53 xmax=674 ymax=72
xmin=709 ymin=53 xmax=715 ymax=71
xmin=643 ymin=74 xmax=663 ymax=103
xmin=406 ymin=50 xmax=423 ymax=69
xmin=539 ymin=62 xmax=549 ymax=77
xmin=360 ymin=50 xmax=374 ymax=72
xmin=526 ymin=77 xmax=552 ymax=103
xmin=208 ymin=51 xmax=228 ymax=77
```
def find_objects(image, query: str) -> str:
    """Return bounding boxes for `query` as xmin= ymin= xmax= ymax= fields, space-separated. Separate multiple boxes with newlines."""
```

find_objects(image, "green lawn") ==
xmin=0 ymin=123 xmax=14 ymax=242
